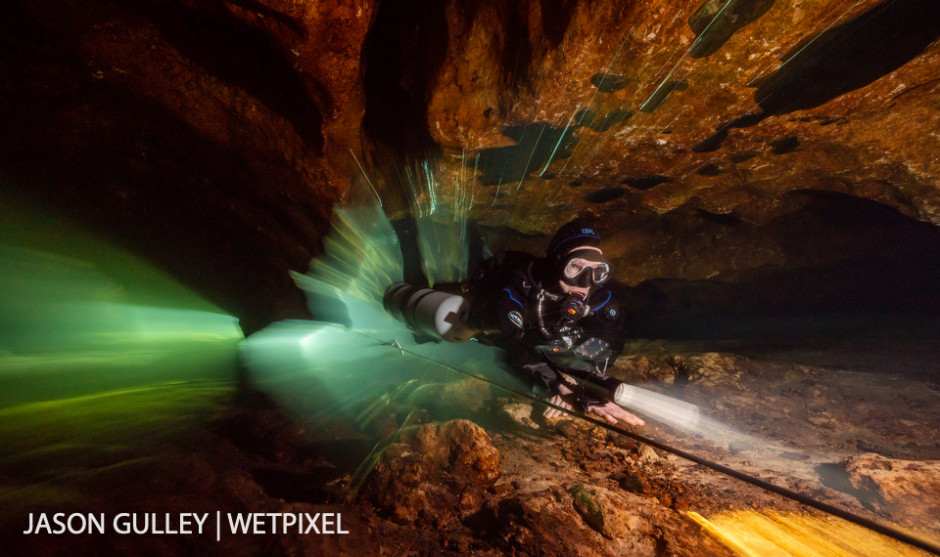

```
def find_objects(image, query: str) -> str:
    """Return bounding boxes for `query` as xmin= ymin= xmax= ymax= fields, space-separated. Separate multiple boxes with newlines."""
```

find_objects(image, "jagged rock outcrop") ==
xmin=569 ymin=484 xmax=646 ymax=540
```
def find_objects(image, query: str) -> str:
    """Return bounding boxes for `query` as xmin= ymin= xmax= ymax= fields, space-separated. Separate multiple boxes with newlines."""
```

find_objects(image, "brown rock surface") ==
xmin=842 ymin=453 xmax=940 ymax=531
xmin=364 ymin=419 xmax=500 ymax=524
xmin=569 ymin=484 xmax=643 ymax=539
xmin=419 ymin=0 xmax=940 ymax=229
xmin=4 ymin=345 xmax=939 ymax=555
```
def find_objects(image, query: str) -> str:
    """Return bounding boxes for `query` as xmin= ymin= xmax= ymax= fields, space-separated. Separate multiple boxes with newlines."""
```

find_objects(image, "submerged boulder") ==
xmin=364 ymin=419 xmax=500 ymax=525
xmin=841 ymin=452 xmax=940 ymax=530
xmin=842 ymin=453 xmax=940 ymax=508
xmin=569 ymin=484 xmax=645 ymax=540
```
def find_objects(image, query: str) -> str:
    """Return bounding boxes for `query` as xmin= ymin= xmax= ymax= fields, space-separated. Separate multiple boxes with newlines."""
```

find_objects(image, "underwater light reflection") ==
xmin=0 ymin=197 xmax=243 ymax=408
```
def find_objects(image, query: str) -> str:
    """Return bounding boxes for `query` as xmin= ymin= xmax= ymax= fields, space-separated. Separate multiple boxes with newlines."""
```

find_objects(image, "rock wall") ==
xmin=2 ymin=0 xmax=939 ymax=329
xmin=406 ymin=0 xmax=940 ymax=226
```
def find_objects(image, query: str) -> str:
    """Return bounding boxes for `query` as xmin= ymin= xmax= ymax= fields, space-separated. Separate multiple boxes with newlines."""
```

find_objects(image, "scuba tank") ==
xmin=383 ymin=283 xmax=478 ymax=342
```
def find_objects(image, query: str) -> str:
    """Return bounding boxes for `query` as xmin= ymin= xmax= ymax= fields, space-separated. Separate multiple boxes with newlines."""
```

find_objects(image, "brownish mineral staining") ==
xmin=688 ymin=0 xmax=777 ymax=58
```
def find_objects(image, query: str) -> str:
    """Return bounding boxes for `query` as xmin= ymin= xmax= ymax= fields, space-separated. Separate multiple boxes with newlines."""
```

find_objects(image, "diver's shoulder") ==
xmin=588 ymin=286 xmax=615 ymax=306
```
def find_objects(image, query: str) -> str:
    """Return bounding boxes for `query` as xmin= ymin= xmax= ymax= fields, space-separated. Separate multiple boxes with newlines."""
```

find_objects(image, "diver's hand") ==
xmin=543 ymin=382 xmax=576 ymax=419
xmin=544 ymin=394 xmax=573 ymax=419
xmin=585 ymin=401 xmax=645 ymax=426
xmin=542 ymin=383 xmax=644 ymax=426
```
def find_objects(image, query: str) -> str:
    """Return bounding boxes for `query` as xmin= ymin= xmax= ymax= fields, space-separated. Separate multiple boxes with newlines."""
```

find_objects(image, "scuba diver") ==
xmin=462 ymin=221 xmax=645 ymax=426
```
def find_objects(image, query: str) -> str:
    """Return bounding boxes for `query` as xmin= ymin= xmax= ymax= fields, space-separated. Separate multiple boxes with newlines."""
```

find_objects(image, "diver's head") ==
xmin=546 ymin=221 xmax=611 ymax=296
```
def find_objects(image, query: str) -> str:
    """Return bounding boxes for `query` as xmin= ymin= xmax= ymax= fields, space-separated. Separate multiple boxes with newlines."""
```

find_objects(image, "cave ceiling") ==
xmin=1 ymin=0 xmax=939 ymax=328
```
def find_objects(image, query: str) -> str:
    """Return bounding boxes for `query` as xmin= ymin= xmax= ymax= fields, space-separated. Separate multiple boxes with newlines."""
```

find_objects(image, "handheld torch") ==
xmin=548 ymin=359 xmax=701 ymax=430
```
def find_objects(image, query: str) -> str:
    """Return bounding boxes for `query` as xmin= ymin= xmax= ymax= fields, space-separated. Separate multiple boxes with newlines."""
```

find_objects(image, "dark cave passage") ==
xmin=614 ymin=191 xmax=940 ymax=376
xmin=625 ymin=192 xmax=940 ymax=325
xmin=361 ymin=0 xmax=449 ymax=158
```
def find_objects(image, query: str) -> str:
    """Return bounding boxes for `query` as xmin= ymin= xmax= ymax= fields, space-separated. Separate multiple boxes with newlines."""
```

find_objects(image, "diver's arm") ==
xmin=495 ymin=286 xmax=527 ymax=340
xmin=537 ymin=341 xmax=645 ymax=426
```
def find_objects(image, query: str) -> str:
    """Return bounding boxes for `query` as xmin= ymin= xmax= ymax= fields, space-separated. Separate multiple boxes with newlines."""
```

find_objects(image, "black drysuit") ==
xmin=466 ymin=251 xmax=626 ymax=404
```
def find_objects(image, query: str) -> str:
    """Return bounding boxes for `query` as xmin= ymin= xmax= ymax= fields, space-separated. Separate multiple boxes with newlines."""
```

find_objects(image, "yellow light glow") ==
xmin=688 ymin=510 xmax=932 ymax=557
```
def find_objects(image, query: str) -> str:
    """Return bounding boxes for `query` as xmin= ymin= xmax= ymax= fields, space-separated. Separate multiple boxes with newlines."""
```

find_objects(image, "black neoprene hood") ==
xmin=546 ymin=221 xmax=602 ymax=259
